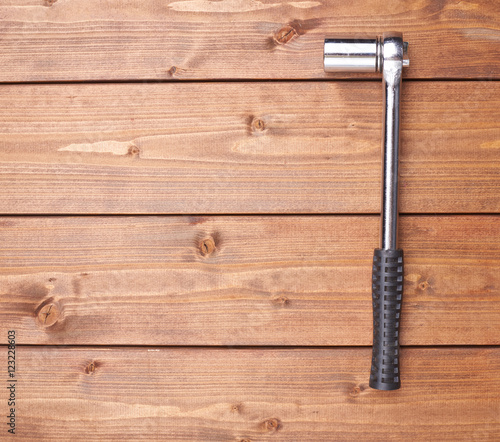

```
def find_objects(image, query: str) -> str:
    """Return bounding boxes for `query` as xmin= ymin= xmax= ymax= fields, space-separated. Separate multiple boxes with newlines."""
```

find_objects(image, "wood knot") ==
xmin=251 ymin=118 xmax=266 ymax=132
xmin=231 ymin=403 xmax=243 ymax=414
xmin=84 ymin=361 xmax=100 ymax=375
xmin=262 ymin=418 xmax=281 ymax=432
xmin=418 ymin=280 xmax=430 ymax=291
xmin=349 ymin=385 xmax=363 ymax=397
xmin=199 ymin=237 xmax=216 ymax=257
xmin=238 ymin=439 xmax=252 ymax=442
xmin=168 ymin=66 xmax=177 ymax=76
xmin=271 ymin=295 xmax=290 ymax=307
xmin=44 ymin=0 xmax=58 ymax=6
xmin=36 ymin=301 xmax=61 ymax=327
xmin=274 ymin=25 xmax=297 ymax=45
xmin=128 ymin=145 xmax=140 ymax=156
xmin=247 ymin=115 xmax=267 ymax=136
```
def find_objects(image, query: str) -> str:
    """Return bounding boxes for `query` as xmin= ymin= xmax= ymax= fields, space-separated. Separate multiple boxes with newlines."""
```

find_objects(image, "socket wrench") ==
xmin=324 ymin=32 xmax=409 ymax=390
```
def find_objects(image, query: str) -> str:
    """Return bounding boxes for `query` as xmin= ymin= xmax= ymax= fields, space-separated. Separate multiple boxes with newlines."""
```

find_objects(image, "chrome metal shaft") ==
xmin=380 ymin=34 xmax=404 ymax=250
xmin=324 ymin=32 xmax=409 ymax=250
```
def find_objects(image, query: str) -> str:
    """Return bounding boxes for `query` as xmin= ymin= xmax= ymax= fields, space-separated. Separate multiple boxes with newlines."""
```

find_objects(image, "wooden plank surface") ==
xmin=1 ymin=346 xmax=498 ymax=440
xmin=1 ymin=215 xmax=498 ymax=346
xmin=2 ymin=2 xmax=498 ymax=439
xmin=0 ymin=0 xmax=498 ymax=81
xmin=1 ymin=82 xmax=499 ymax=214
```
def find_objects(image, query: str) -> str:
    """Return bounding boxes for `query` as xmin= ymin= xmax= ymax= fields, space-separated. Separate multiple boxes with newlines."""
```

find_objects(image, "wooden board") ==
xmin=0 ymin=0 xmax=498 ymax=81
xmin=1 ymin=2 xmax=498 ymax=439
xmin=1 ymin=215 xmax=498 ymax=346
xmin=2 ymin=346 xmax=499 ymax=440
xmin=1 ymin=82 xmax=498 ymax=214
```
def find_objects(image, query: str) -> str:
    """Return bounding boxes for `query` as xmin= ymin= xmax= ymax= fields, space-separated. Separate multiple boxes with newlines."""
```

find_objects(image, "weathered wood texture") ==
xmin=0 ymin=0 xmax=498 ymax=81
xmin=1 ymin=215 xmax=498 ymax=346
xmin=1 ymin=82 xmax=498 ymax=214
xmin=2 ymin=346 xmax=498 ymax=440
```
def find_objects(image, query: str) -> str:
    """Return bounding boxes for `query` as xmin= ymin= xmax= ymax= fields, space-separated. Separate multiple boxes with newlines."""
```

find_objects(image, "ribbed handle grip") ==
xmin=370 ymin=248 xmax=404 ymax=390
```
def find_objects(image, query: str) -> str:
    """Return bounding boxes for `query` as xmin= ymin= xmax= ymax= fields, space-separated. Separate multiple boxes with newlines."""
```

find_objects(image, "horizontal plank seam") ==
xmin=0 ymin=213 xmax=498 ymax=218
xmin=0 ymin=78 xmax=499 ymax=86
xmin=4 ymin=345 xmax=500 ymax=350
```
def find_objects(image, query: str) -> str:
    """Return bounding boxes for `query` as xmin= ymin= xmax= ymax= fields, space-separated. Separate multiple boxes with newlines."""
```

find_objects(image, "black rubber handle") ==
xmin=369 ymin=248 xmax=404 ymax=390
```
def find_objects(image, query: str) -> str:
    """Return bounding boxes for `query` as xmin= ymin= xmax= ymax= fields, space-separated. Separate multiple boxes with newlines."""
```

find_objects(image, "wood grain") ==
xmin=1 ymin=2 xmax=497 ymax=438
xmin=1 ymin=215 xmax=498 ymax=346
xmin=1 ymin=81 xmax=498 ymax=214
xmin=2 ymin=346 xmax=499 ymax=440
xmin=0 ymin=0 xmax=498 ymax=81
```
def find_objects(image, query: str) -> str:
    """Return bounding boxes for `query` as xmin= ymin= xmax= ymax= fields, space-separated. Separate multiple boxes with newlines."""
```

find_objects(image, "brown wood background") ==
xmin=0 ymin=1 xmax=499 ymax=440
